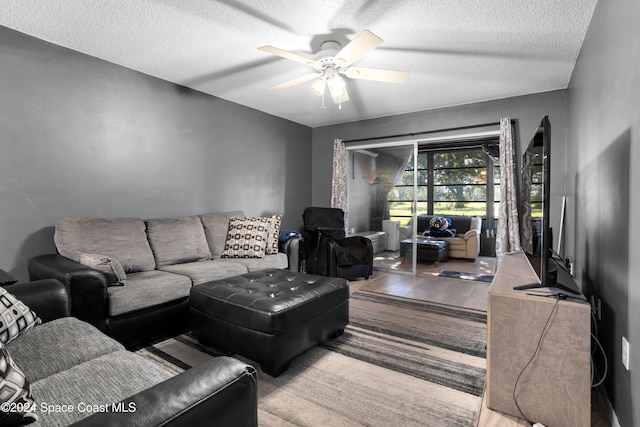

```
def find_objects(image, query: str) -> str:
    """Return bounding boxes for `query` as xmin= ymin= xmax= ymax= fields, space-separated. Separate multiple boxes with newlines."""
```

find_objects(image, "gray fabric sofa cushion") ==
xmin=107 ymin=270 xmax=192 ymax=317
xmin=31 ymin=350 xmax=172 ymax=427
xmin=5 ymin=317 xmax=124 ymax=382
xmin=199 ymin=211 xmax=244 ymax=259
xmin=146 ymin=216 xmax=212 ymax=266
xmin=225 ymin=253 xmax=288 ymax=272
xmin=159 ymin=260 xmax=248 ymax=286
xmin=54 ymin=218 xmax=155 ymax=273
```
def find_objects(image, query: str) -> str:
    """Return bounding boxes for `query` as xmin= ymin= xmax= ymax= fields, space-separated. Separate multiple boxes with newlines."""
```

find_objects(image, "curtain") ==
xmin=331 ymin=138 xmax=349 ymax=232
xmin=389 ymin=148 xmax=414 ymax=191
xmin=370 ymin=147 xmax=413 ymax=229
xmin=495 ymin=117 xmax=521 ymax=267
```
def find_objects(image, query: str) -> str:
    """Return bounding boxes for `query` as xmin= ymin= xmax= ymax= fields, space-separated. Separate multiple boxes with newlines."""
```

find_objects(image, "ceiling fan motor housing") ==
xmin=315 ymin=40 xmax=343 ymax=72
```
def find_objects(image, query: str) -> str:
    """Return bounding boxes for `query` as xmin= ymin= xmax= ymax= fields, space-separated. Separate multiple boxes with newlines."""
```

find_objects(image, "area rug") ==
xmin=439 ymin=270 xmax=495 ymax=283
xmin=137 ymin=291 xmax=487 ymax=427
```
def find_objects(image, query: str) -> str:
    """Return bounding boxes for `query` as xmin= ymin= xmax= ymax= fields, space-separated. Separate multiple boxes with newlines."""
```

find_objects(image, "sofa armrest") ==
xmin=2 ymin=279 xmax=70 ymax=322
xmin=71 ymin=356 xmax=258 ymax=427
xmin=279 ymin=237 xmax=300 ymax=273
xmin=462 ymin=229 xmax=479 ymax=240
xmin=28 ymin=254 xmax=110 ymax=332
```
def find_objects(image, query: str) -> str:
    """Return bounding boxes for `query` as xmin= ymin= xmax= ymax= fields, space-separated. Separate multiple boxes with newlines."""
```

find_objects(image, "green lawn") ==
xmin=389 ymin=202 xmax=488 ymax=225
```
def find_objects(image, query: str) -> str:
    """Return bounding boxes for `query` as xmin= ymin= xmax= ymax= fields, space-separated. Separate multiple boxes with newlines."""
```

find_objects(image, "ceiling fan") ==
xmin=258 ymin=30 xmax=409 ymax=107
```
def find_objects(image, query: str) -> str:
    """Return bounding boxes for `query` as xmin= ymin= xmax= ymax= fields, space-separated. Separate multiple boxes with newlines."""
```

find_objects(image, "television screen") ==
xmin=515 ymin=116 xmax=580 ymax=295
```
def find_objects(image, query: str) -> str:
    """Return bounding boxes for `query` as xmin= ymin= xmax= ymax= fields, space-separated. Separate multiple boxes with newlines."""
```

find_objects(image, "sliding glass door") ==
xmin=346 ymin=143 xmax=419 ymax=275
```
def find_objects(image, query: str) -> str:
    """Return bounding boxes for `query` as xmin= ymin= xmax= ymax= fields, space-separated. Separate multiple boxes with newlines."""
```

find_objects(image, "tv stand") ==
xmin=486 ymin=253 xmax=590 ymax=426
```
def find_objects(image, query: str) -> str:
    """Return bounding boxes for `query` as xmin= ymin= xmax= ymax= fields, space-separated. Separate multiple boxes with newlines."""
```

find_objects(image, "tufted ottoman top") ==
xmin=416 ymin=238 xmax=448 ymax=249
xmin=190 ymin=269 xmax=349 ymax=335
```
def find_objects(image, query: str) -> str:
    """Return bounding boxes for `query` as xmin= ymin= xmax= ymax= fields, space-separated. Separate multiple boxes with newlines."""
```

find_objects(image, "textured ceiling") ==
xmin=0 ymin=0 xmax=598 ymax=128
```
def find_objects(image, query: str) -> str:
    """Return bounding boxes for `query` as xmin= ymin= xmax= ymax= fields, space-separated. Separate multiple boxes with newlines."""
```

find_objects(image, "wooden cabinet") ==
xmin=486 ymin=253 xmax=591 ymax=427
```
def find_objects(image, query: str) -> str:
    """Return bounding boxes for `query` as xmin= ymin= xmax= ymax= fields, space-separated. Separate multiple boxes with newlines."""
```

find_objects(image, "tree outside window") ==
xmin=388 ymin=146 xmax=499 ymax=226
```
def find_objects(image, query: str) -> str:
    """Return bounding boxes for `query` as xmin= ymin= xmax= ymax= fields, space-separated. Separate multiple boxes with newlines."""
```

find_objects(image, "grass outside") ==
xmin=389 ymin=202 xmax=489 ymax=226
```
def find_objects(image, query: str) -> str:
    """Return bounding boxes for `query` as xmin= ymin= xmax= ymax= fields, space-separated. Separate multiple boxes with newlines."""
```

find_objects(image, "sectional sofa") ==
xmin=28 ymin=211 xmax=300 ymax=347
xmin=2 ymin=278 xmax=257 ymax=427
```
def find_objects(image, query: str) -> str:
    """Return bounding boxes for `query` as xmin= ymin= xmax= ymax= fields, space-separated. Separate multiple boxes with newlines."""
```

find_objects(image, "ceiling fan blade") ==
xmin=267 ymin=73 xmax=321 ymax=91
xmin=258 ymin=45 xmax=317 ymax=67
xmin=334 ymin=30 xmax=383 ymax=68
xmin=344 ymin=66 xmax=409 ymax=84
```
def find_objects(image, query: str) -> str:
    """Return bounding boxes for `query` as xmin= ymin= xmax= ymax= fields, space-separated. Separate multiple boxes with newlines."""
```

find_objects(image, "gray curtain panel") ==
xmin=495 ymin=117 xmax=522 ymax=268
xmin=331 ymin=138 xmax=349 ymax=233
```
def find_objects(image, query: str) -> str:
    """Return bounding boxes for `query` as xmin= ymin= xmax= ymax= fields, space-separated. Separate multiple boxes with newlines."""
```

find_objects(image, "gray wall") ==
xmin=312 ymin=90 xmax=569 ymax=250
xmin=0 ymin=26 xmax=312 ymax=281
xmin=567 ymin=0 xmax=640 ymax=424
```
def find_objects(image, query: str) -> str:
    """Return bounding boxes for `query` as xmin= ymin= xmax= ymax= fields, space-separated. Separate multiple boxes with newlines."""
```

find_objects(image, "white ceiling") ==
xmin=1 ymin=0 xmax=598 ymax=128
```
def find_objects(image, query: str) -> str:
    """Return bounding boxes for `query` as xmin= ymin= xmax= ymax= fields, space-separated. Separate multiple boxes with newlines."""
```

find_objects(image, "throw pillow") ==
xmin=0 ymin=288 xmax=41 ymax=345
xmin=199 ymin=211 xmax=244 ymax=259
xmin=265 ymin=214 xmax=282 ymax=255
xmin=79 ymin=253 xmax=127 ymax=286
xmin=221 ymin=217 xmax=269 ymax=259
xmin=0 ymin=341 xmax=38 ymax=426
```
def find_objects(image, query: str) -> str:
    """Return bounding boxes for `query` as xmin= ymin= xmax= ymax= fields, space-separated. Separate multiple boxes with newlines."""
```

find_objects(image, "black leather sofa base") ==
xmin=28 ymin=253 xmax=189 ymax=348
xmin=190 ymin=269 xmax=349 ymax=377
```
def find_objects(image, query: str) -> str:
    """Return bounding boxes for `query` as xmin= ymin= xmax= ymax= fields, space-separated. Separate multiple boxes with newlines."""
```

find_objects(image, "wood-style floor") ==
xmin=349 ymin=254 xmax=612 ymax=427
xmin=350 ymin=252 xmax=494 ymax=311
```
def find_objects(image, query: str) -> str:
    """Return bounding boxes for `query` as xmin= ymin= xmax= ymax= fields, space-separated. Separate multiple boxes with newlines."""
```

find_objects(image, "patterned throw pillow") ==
xmin=0 ymin=342 xmax=38 ymax=425
xmin=221 ymin=217 xmax=270 ymax=258
xmin=79 ymin=253 xmax=127 ymax=286
xmin=265 ymin=214 xmax=282 ymax=255
xmin=0 ymin=289 xmax=41 ymax=345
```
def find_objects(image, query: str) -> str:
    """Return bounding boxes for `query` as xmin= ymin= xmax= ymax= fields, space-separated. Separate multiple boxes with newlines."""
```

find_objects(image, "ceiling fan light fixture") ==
xmin=327 ymin=74 xmax=347 ymax=98
xmin=310 ymin=77 xmax=326 ymax=96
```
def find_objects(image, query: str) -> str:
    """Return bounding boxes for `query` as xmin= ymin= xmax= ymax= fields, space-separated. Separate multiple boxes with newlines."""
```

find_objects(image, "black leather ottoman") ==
xmin=189 ymin=269 xmax=349 ymax=377
xmin=400 ymin=237 xmax=449 ymax=267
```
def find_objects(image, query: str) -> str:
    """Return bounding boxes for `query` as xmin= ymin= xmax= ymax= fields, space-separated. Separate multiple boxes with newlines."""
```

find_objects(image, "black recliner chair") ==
xmin=302 ymin=207 xmax=373 ymax=280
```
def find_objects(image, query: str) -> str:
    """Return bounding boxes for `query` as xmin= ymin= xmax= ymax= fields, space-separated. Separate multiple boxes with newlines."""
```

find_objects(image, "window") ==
xmin=387 ymin=144 xmax=499 ymax=226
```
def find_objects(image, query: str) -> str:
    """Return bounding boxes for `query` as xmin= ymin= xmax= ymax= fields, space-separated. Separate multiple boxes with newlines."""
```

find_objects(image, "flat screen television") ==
xmin=514 ymin=116 xmax=581 ymax=295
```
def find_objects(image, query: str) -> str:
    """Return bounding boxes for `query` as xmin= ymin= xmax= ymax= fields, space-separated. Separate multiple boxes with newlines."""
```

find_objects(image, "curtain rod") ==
xmin=342 ymin=120 xmax=508 ymax=144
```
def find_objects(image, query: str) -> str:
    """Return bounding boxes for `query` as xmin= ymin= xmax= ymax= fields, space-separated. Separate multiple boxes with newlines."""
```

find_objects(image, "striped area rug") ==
xmin=137 ymin=291 xmax=487 ymax=427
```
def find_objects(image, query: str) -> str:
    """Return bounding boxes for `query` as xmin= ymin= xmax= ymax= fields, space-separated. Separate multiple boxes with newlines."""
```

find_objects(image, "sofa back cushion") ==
xmin=55 ymin=218 xmax=155 ymax=273
xmin=199 ymin=211 xmax=244 ymax=259
xmin=145 ymin=216 xmax=211 ymax=267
